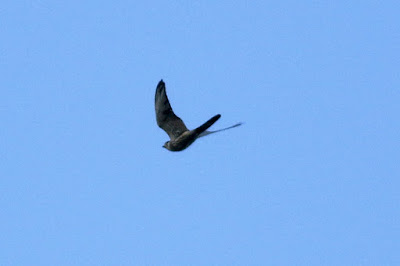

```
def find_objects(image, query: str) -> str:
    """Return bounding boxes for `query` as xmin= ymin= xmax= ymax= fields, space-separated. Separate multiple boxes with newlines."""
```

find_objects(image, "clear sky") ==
xmin=1 ymin=1 xmax=399 ymax=265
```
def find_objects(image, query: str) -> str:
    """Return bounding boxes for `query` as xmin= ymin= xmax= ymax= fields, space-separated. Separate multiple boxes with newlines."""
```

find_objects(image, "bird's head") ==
xmin=162 ymin=141 xmax=170 ymax=150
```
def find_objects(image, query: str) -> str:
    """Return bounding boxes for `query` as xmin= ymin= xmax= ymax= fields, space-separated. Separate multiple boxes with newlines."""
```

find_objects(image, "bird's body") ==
xmin=155 ymin=80 xmax=241 ymax=151
xmin=163 ymin=131 xmax=197 ymax=151
xmin=163 ymin=114 xmax=221 ymax=151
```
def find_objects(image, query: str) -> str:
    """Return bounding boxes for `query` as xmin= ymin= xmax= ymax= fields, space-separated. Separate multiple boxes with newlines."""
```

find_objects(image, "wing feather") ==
xmin=155 ymin=80 xmax=188 ymax=140
xmin=198 ymin=122 xmax=243 ymax=138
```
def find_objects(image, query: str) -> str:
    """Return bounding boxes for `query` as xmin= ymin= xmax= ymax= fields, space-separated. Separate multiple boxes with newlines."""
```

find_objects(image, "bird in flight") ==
xmin=155 ymin=79 xmax=242 ymax=151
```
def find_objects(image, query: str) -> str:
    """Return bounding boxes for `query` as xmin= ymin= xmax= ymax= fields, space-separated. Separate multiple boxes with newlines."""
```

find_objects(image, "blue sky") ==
xmin=1 ymin=1 xmax=399 ymax=265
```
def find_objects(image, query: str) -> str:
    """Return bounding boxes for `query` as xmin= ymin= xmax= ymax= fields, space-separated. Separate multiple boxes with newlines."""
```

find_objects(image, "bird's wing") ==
xmin=155 ymin=80 xmax=188 ymax=140
xmin=198 ymin=122 xmax=243 ymax=138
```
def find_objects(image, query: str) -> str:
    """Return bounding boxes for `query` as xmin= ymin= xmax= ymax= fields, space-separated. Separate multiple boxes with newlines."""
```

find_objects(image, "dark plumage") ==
xmin=155 ymin=80 xmax=241 ymax=151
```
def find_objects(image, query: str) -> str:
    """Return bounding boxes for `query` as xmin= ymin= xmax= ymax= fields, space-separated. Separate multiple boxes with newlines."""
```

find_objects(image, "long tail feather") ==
xmin=198 ymin=122 xmax=243 ymax=138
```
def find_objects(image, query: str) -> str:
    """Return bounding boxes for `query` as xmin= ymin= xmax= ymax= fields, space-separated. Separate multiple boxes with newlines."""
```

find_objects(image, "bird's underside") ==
xmin=155 ymin=79 xmax=242 ymax=151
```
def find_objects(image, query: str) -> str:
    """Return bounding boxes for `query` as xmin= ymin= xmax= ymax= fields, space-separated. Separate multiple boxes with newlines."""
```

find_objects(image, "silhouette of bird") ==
xmin=155 ymin=79 xmax=242 ymax=151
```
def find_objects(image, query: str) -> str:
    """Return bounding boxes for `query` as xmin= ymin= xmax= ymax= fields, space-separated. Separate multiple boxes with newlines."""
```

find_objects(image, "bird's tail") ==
xmin=198 ymin=122 xmax=243 ymax=138
xmin=194 ymin=114 xmax=221 ymax=135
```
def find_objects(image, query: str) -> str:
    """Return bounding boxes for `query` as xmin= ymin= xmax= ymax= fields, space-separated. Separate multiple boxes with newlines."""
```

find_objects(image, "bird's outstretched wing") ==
xmin=155 ymin=80 xmax=188 ymax=140
xmin=198 ymin=122 xmax=243 ymax=138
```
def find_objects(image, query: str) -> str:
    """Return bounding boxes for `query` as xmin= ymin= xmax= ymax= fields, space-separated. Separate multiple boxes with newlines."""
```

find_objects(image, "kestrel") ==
xmin=155 ymin=79 xmax=242 ymax=151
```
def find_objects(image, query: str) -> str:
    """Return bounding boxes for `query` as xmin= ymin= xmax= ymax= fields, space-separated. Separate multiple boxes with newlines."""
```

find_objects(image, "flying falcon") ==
xmin=155 ymin=79 xmax=242 ymax=151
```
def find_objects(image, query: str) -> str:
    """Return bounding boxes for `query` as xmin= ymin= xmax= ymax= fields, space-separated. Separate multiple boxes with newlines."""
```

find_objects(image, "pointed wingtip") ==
xmin=156 ymin=80 xmax=165 ymax=91
xmin=213 ymin=114 xmax=221 ymax=123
